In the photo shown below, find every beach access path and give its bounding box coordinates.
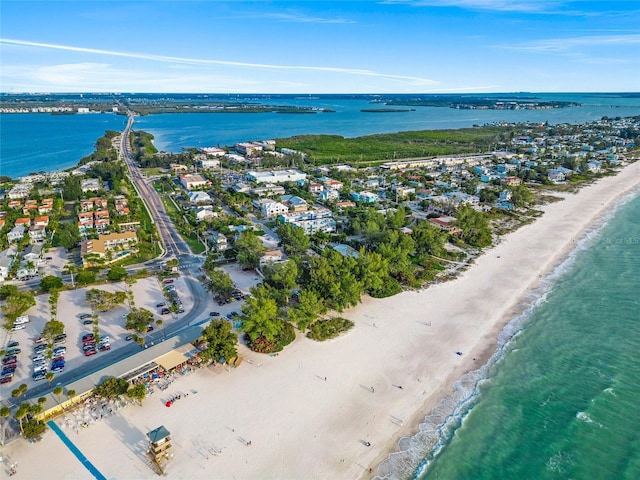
[3,161,640,480]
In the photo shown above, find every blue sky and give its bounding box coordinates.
[1,1,638,93]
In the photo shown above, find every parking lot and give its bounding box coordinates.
[0,274,196,392]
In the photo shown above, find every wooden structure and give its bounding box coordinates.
[147,425,172,475]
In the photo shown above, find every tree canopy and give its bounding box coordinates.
[198,319,238,363]
[234,231,266,270]
[40,275,63,292]
[125,308,155,334]
[94,377,129,398]
[86,289,127,312]
[107,265,128,282]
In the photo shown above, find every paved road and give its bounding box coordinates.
[6,114,213,409]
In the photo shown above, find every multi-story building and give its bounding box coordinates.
[180,174,209,190]
[278,209,336,235]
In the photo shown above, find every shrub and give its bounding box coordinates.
[307,317,354,341]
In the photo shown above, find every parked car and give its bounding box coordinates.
[209,311,220,317]
[161,308,170,315]
[53,337,66,345]
[34,344,47,353]
[83,319,94,325]
[146,325,154,332]
[125,334,134,341]
[33,336,45,344]
[1,366,16,375]
[156,302,167,308]
[53,346,66,354]
[6,348,21,355]
[82,343,96,351]
[54,333,67,341]
[1,376,13,384]
[177,308,185,314]
[33,372,47,381]
[84,348,97,357]
[32,354,45,363]
[82,333,94,343]
[7,341,19,348]
[11,324,26,331]
[2,356,17,365]
[79,313,92,319]
[162,279,174,284]
[99,344,111,351]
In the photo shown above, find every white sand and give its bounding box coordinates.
[3,162,640,480]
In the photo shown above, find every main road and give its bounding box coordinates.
[5,113,214,410]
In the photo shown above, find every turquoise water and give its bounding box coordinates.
[0,113,126,178]
[379,192,640,479]
[2,93,640,178]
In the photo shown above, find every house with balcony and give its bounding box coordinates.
[209,231,228,252]
[7,225,26,243]
[81,178,101,193]
[81,231,138,267]
[254,199,289,218]
[28,225,47,243]
[278,209,336,235]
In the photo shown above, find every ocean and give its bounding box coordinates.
[378,191,640,480]
[2,93,640,178]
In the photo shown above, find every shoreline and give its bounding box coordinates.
[3,162,640,480]
[367,162,640,480]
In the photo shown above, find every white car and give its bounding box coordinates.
[32,354,45,362]
[11,324,26,331]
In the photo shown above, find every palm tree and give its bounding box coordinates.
[45,372,55,384]
[63,263,78,288]
[66,389,76,400]
[53,386,63,402]
[15,403,28,434]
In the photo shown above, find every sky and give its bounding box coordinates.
[0,0,639,93]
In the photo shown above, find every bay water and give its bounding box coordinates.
[380,192,640,480]
[2,93,640,179]
[0,113,126,178]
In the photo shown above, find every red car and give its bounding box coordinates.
[2,356,17,365]
[0,376,13,384]
[82,334,94,343]
[85,348,97,357]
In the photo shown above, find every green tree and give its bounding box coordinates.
[86,289,127,311]
[61,175,82,201]
[22,418,47,439]
[63,263,78,288]
[53,386,63,400]
[411,221,447,257]
[2,292,36,326]
[262,261,298,305]
[126,383,147,404]
[510,184,534,207]
[107,265,128,282]
[41,319,65,343]
[241,285,281,343]
[276,223,310,255]
[40,275,63,292]
[198,319,239,363]
[235,231,266,270]
[455,205,492,248]
[94,377,130,398]
[204,268,235,300]
[356,250,390,296]
[287,289,325,331]
[14,403,29,434]
[76,269,97,285]
[52,222,80,249]
[125,308,155,334]
[0,284,18,300]
[66,389,77,399]
[45,372,55,384]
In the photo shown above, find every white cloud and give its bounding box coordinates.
[0,38,437,86]
[380,0,565,13]
[503,34,640,53]
[262,11,356,24]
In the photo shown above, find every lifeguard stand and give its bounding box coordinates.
[147,425,172,475]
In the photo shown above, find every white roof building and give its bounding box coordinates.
[247,169,307,184]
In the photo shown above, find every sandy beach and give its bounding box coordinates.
[3,161,640,480]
